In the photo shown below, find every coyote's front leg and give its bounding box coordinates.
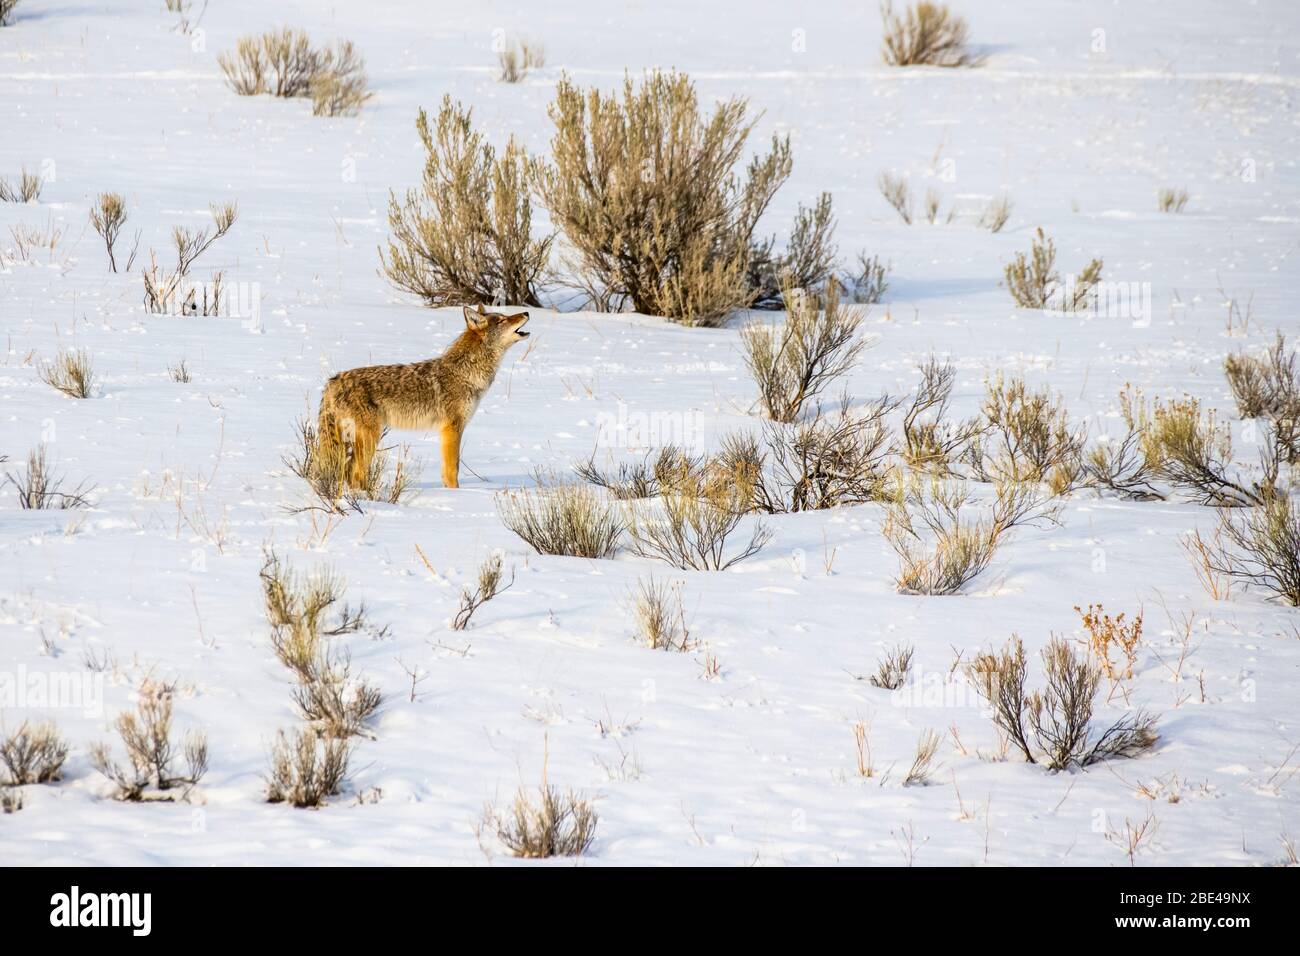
[439,421,463,489]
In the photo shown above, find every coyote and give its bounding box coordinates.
[318,304,530,489]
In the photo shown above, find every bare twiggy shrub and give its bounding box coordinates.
[4,219,63,265]
[0,720,69,785]
[497,471,623,558]
[627,465,772,570]
[283,416,419,514]
[1004,228,1102,312]
[0,788,20,813]
[39,347,95,399]
[574,445,704,500]
[967,636,1158,770]
[1084,386,1165,500]
[977,194,1013,232]
[1141,395,1271,507]
[0,0,20,27]
[1205,493,1300,606]
[1076,603,1142,681]
[484,750,598,858]
[850,252,890,304]
[883,476,1059,595]
[1156,187,1189,213]
[497,38,545,82]
[310,44,372,117]
[631,576,693,651]
[900,358,985,474]
[743,396,895,513]
[0,167,42,202]
[5,445,94,509]
[904,729,941,785]
[453,553,515,630]
[966,374,1085,493]
[142,201,237,314]
[168,359,192,383]
[90,678,208,800]
[748,192,838,308]
[877,171,913,224]
[265,728,351,808]
[536,70,791,326]
[291,648,382,739]
[880,2,976,67]
[383,96,550,308]
[220,29,371,113]
[741,277,870,423]
[869,643,914,689]
[89,192,129,271]
[1225,332,1299,464]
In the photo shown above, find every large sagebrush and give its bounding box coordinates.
[536,70,791,325]
[383,96,551,308]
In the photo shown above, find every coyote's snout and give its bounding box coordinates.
[318,304,530,489]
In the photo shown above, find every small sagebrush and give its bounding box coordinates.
[290,648,382,739]
[869,643,914,690]
[284,416,420,514]
[89,192,130,272]
[0,720,69,785]
[574,445,704,500]
[1141,395,1271,507]
[883,477,1059,595]
[5,445,94,510]
[90,678,208,801]
[266,728,351,808]
[497,472,623,558]
[748,192,839,308]
[1205,493,1300,606]
[1224,332,1299,464]
[39,348,95,399]
[631,576,692,651]
[219,30,371,115]
[261,547,368,679]
[899,358,985,475]
[627,466,772,571]
[966,374,1085,493]
[1004,227,1102,312]
[484,754,598,858]
[497,38,545,83]
[453,553,515,631]
[0,167,41,203]
[740,276,870,423]
[880,2,977,68]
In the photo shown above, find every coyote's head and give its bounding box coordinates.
[463,304,530,348]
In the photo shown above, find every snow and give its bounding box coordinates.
[1,0,1298,865]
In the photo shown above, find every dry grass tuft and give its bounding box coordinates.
[497,38,545,83]
[631,576,693,651]
[283,416,419,514]
[869,643,914,689]
[39,348,95,399]
[904,729,942,785]
[1156,187,1189,213]
[219,30,371,115]
[0,167,42,202]
[1204,493,1300,606]
[483,748,598,858]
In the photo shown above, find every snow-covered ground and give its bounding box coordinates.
[1,0,1298,865]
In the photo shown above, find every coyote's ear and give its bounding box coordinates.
[463,305,488,330]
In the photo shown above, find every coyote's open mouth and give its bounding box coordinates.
[514,316,530,337]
